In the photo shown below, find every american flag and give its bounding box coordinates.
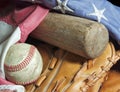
[38,0,120,45]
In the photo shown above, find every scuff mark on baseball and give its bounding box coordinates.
[4,43,43,85]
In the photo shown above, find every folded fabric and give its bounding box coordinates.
[0,5,48,42]
[0,25,21,79]
[0,5,48,80]
[0,77,14,85]
[33,0,120,45]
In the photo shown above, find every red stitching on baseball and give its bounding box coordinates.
[5,72,39,85]
[4,46,36,72]
[9,76,38,85]
[14,77,38,85]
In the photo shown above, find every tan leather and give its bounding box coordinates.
[65,42,117,92]
[100,71,120,92]
[35,43,86,92]
[87,50,120,92]
[24,42,120,92]
[87,73,108,92]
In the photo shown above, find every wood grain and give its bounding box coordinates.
[31,12,109,59]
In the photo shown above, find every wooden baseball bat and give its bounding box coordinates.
[30,12,109,59]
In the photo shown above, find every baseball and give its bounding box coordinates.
[4,43,43,85]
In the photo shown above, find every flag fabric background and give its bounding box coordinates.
[40,0,120,45]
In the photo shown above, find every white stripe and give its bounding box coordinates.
[0,27,21,78]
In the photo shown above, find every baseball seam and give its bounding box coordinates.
[6,72,39,85]
[14,78,38,85]
[4,46,35,72]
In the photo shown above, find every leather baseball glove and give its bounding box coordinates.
[87,70,120,92]
[99,71,120,92]
[24,41,120,92]
[87,50,120,92]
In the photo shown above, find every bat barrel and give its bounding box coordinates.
[31,12,109,59]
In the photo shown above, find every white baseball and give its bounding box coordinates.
[4,43,43,85]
